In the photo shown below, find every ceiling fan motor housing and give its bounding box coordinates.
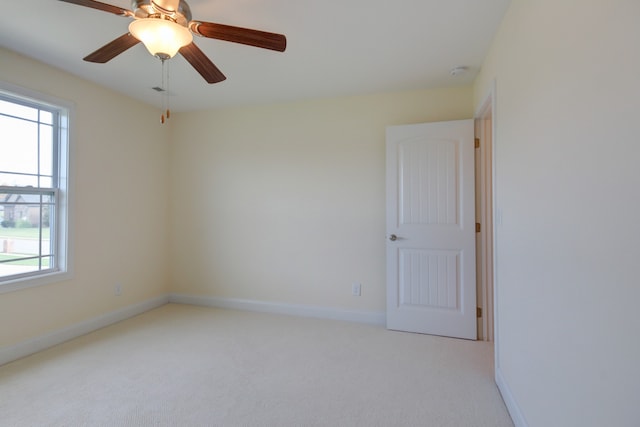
[132,0,192,25]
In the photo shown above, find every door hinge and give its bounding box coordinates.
[477,307,482,318]
[475,138,480,148]
[476,223,481,233]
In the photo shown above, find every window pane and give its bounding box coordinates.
[0,259,41,277]
[0,256,51,272]
[0,172,38,187]
[39,176,53,188]
[39,123,54,177]
[40,194,55,204]
[0,209,52,268]
[0,116,39,175]
[11,232,38,255]
[40,204,53,259]
[40,236,52,257]
[0,99,38,121]
[40,111,53,125]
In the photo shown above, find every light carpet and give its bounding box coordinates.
[0,303,513,426]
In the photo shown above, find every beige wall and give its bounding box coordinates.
[474,0,640,425]
[0,48,171,348]
[1,45,473,347]
[170,88,474,313]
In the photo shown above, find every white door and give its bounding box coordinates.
[386,119,476,339]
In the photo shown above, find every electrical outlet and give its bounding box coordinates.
[351,283,362,296]
[114,283,122,296]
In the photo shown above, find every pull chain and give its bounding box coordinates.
[160,59,165,123]
[160,59,171,124]
[166,58,171,120]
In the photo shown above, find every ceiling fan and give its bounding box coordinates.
[58,0,287,84]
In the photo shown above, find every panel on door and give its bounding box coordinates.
[386,119,476,339]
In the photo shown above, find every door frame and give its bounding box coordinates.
[474,81,497,345]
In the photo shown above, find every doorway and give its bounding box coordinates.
[384,86,496,342]
[475,83,495,342]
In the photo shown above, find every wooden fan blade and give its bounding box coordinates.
[58,0,130,16]
[190,21,286,52]
[179,43,226,84]
[84,33,140,63]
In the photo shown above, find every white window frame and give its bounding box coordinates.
[0,82,74,293]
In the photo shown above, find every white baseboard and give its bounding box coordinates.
[0,295,169,367]
[169,293,386,326]
[1,294,384,367]
[496,367,528,427]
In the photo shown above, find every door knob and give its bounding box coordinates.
[389,234,398,241]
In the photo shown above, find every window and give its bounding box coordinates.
[0,83,72,292]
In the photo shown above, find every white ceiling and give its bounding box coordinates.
[0,0,511,112]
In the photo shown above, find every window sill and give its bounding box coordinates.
[0,269,73,294]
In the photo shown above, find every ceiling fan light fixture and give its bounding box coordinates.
[129,17,192,59]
